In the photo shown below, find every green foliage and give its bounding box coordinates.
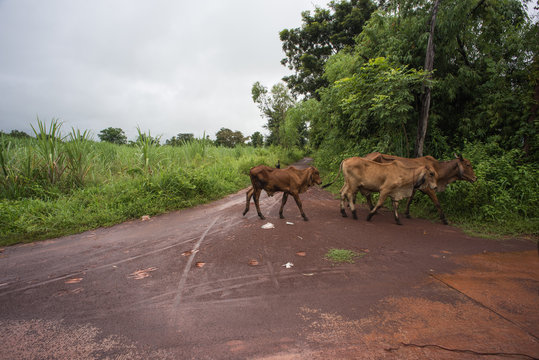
[64,129,94,186]
[166,133,194,146]
[31,118,66,185]
[252,82,296,146]
[98,127,127,145]
[421,142,538,234]
[280,0,377,98]
[250,131,264,148]
[313,57,427,157]
[215,128,246,148]
[0,121,305,245]
[325,248,364,264]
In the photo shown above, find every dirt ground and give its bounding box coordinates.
[1,158,538,359]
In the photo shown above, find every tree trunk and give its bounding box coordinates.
[524,53,538,156]
[415,0,441,158]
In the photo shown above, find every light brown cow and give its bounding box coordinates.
[323,157,438,225]
[243,165,322,221]
[364,152,477,224]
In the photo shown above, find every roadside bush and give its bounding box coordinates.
[411,142,538,235]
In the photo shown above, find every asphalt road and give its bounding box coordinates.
[1,158,538,359]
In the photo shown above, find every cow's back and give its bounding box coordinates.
[249,165,293,195]
[365,152,438,168]
[343,157,417,192]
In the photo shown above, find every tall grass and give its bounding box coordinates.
[0,120,303,245]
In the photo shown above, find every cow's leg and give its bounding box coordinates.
[340,184,348,217]
[242,186,254,216]
[404,188,417,218]
[367,191,389,222]
[348,189,358,219]
[291,193,308,221]
[392,200,402,225]
[253,187,265,220]
[364,193,375,211]
[279,193,289,219]
[422,188,448,225]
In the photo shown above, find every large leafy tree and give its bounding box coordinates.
[313,57,427,156]
[215,128,246,148]
[353,0,536,154]
[250,131,264,148]
[251,82,295,146]
[280,0,377,98]
[98,127,127,145]
[166,133,194,146]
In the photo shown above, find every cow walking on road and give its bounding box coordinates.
[364,152,477,224]
[243,165,322,221]
[323,158,438,225]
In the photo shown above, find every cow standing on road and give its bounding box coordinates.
[243,165,322,221]
[364,152,477,224]
[323,157,438,225]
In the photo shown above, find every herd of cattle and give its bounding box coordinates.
[242,152,477,225]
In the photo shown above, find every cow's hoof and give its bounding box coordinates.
[366,215,373,222]
[395,220,402,225]
[303,217,309,221]
[441,219,449,225]
[352,211,358,220]
[341,213,348,218]
[258,215,265,220]
[279,214,285,219]
[405,213,411,219]
[242,210,248,216]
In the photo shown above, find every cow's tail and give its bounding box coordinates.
[321,160,344,189]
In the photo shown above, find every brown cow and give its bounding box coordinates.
[243,165,322,221]
[324,157,438,225]
[364,152,477,224]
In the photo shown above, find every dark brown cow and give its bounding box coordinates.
[364,152,477,224]
[243,165,322,221]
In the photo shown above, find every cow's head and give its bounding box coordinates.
[454,154,477,183]
[309,166,322,187]
[414,166,438,191]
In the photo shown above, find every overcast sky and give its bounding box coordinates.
[0,0,328,141]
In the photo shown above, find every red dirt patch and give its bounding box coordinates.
[299,250,539,359]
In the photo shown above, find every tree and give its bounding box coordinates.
[7,130,31,138]
[251,82,295,146]
[166,133,194,146]
[280,0,377,98]
[415,0,440,158]
[250,131,264,148]
[312,57,426,156]
[98,127,127,145]
[215,128,246,147]
[351,0,535,155]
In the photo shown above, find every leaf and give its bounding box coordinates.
[129,267,157,280]
[65,278,83,284]
[195,262,205,268]
[248,259,259,266]
[296,251,306,257]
